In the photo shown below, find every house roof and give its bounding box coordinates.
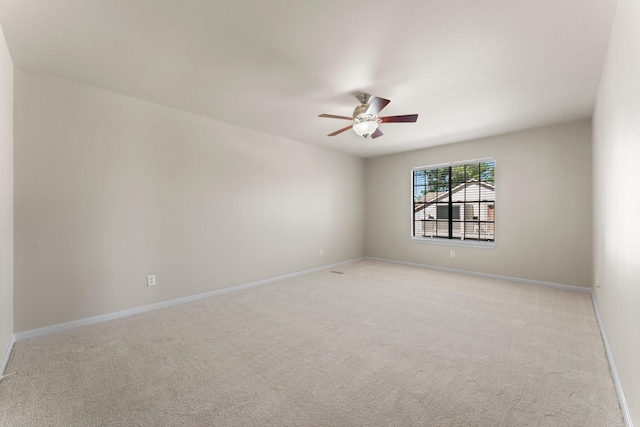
[415,180,495,213]
[0,1,618,158]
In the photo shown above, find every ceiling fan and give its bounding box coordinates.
[319,93,418,139]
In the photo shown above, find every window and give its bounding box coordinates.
[413,159,495,244]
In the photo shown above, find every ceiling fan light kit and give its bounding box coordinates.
[319,93,418,140]
[353,114,379,138]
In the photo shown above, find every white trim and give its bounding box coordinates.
[15,257,364,342]
[368,256,631,425]
[412,157,496,172]
[411,158,497,244]
[1,334,15,378]
[7,256,632,426]
[591,293,633,427]
[410,237,496,249]
[366,256,591,293]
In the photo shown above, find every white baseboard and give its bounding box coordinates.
[1,334,15,378]
[366,257,592,293]
[14,258,364,342]
[7,256,633,426]
[366,256,632,426]
[591,293,633,427]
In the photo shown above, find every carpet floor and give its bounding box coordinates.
[0,260,624,426]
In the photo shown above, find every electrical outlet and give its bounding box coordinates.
[595,274,601,288]
[147,275,156,286]
[320,249,324,256]
[450,250,455,258]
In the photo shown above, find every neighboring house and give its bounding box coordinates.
[414,179,495,241]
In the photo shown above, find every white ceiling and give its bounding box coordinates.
[0,0,618,158]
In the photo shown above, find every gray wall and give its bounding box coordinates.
[0,26,13,364]
[13,69,365,332]
[593,0,640,423]
[365,120,593,288]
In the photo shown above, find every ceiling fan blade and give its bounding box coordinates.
[327,124,353,136]
[379,114,419,123]
[370,128,384,139]
[367,97,391,115]
[319,114,353,120]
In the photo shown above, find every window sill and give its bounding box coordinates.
[410,237,496,249]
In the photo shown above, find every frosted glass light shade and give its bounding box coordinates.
[353,120,378,137]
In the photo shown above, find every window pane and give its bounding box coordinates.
[413,160,495,242]
[436,205,448,219]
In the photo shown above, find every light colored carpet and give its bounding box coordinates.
[0,260,624,426]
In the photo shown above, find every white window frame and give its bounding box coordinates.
[411,158,496,249]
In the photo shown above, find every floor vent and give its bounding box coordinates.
[330,271,344,275]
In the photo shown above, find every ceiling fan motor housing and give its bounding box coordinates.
[352,103,369,119]
[355,93,373,105]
